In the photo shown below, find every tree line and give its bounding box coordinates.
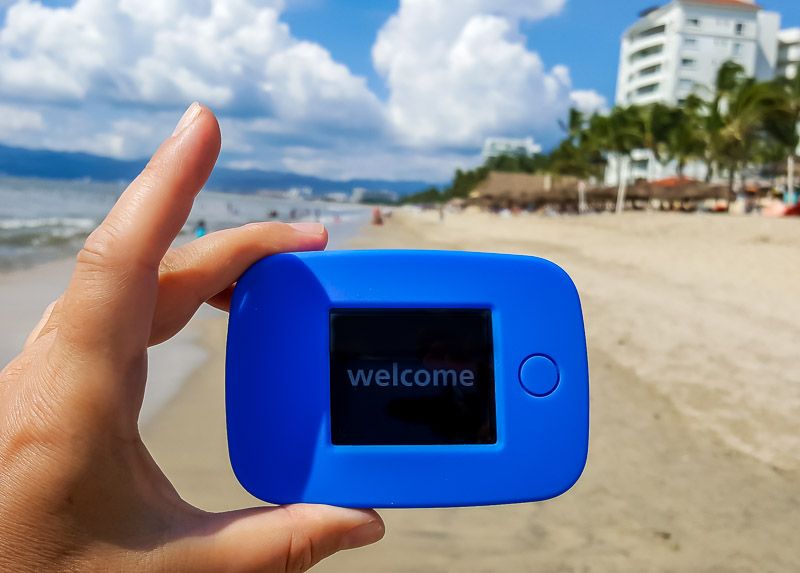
[404,61,799,211]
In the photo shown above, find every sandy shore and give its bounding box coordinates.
[6,210,795,571]
[138,209,800,572]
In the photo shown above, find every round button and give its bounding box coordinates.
[519,355,560,397]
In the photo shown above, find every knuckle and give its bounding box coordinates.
[281,507,317,573]
[158,248,187,276]
[0,382,61,471]
[243,221,283,238]
[77,225,120,270]
[78,221,157,275]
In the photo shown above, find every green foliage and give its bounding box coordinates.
[404,152,551,204]
[404,60,796,205]
[484,153,549,173]
[400,186,444,204]
[444,166,490,200]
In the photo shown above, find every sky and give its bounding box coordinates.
[0,0,797,182]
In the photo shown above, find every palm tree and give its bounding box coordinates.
[553,108,604,177]
[665,94,706,178]
[771,73,800,198]
[589,106,643,213]
[638,102,675,170]
[714,77,786,194]
[698,61,747,184]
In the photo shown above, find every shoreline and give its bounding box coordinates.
[0,252,215,427]
[0,214,367,426]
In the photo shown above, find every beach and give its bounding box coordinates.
[3,209,799,571]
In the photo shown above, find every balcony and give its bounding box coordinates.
[635,63,662,78]
[629,43,664,64]
[637,24,666,40]
[635,82,660,96]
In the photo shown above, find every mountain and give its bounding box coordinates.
[0,144,435,196]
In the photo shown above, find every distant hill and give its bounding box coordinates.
[0,144,435,196]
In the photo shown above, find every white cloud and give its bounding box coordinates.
[570,89,608,115]
[0,103,44,138]
[373,0,573,147]
[0,0,371,123]
[0,0,602,181]
[264,41,383,130]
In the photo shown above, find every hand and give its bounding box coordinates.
[0,103,384,572]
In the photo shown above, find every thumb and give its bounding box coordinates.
[174,505,384,573]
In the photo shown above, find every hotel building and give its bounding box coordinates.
[607,0,788,185]
[778,28,800,79]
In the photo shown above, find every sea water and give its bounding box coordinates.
[0,176,371,422]
[0,176,370,270]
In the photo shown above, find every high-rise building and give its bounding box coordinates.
[778,28,800,79]
[616,0,780,107]
[608,0,784,185]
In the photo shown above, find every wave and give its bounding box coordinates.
[0,217,97,231]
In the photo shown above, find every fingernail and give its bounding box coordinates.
[340,519,385,550]
[289,222,325,235]
[172,102,201,137]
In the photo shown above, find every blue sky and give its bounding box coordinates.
[0,0,797,181]
[282,0,800,105]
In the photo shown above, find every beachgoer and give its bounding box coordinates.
[0,103,384,572]
[194,219,208,238]
[371,206,383,226]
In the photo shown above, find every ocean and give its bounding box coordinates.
[0,176,370,270]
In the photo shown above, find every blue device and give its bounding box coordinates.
[226,250,589,508]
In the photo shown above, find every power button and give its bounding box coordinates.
[519,355,560,397]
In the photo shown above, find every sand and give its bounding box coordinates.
[3,210,798,571]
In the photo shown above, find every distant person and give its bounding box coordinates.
[194,219,207,238]
[0,103,384,572]
[372,206,383,226]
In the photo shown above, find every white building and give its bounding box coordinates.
[482,137,541,160]
[616,0,779,107]
[607,0,782,185]
[778,28,800,79]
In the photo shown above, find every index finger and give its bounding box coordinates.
[58,103,221,356]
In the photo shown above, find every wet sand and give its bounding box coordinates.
[141,210,800,572]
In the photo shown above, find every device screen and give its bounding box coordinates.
[329,309,496,445]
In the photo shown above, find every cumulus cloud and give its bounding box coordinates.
[373,0,575,147]
[0,0,378,132]
[0,0,605,180]
[0,103,44,138]
[570,89,608,115]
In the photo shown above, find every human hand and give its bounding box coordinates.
[0,103,384,572]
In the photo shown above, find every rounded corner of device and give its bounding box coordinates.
[540,257,582,294]
[227,451,272,505]
[551,449,590,502]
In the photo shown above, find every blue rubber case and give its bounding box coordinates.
[226,250,589,508]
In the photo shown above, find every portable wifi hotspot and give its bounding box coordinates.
[226,250,589,508]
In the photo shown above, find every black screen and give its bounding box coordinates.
[329,309,496,445]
